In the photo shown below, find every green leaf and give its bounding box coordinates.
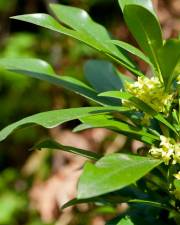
[80,114,159,144]
[109,40,152,65]
[154,114,178,135]
[11,9,142,76]
[128,199,171,211]
[11,13,102,50]
[174,179,180,191]
[49,4,118,53]
[0,58,55,75]
[100,91,155,114]
[34,139,101,160]
[61,197,100,209]
[50,4,136,67]
[106,216,134,225]
[107,216,134,225]
[99,91,178,134]
[0,58,118,106]
[118,0,155,14]
[0,106,129,142]
[158,39,180,89]
[119,1,163,78]
[117,217,134,225]
[124,5,163,64]
[84,60,124,92]
[73,123,93,133]
[77,153,162,198]
[63,187,149,210]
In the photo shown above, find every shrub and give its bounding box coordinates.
[0,0,180,224]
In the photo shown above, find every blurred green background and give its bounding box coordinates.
[0,0,179,224]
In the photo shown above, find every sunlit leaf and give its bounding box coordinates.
[158,39,180,89]
[11,9,143,76]
[50,4,137,67]
[78,153,162,198]
[0,106,129,142]
[118,0,155,15]
[118,1,163,78]
[117,217,134,225]
[0,58,55,74]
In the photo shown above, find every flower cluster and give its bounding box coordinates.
[124,76,173,113]
[149,136,180,165]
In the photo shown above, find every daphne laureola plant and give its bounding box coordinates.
[0,0,180,224]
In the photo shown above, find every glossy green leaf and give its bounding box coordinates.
[34,139,101,160]
[79,114,159,144]
[109,40,152,65]
[0,106,129,142]
[99,91,178,134]
[119,2,163,78]
[0,58,118,106]
[77,153,162,198]
[158,39,180,89]
[84,60,124,92]
[50,4,118,53]
[11,13,103,51]
[0,58,55,74]
[118,0,155,14]
[124,5,163,65]
[50,4,136,67]
[11,10,143,76]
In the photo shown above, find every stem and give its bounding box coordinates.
[167,165,177,192]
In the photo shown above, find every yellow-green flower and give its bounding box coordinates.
[124,77,173,113]
[149,136,180,165]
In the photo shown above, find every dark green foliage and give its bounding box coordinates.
[0,0,180,224]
